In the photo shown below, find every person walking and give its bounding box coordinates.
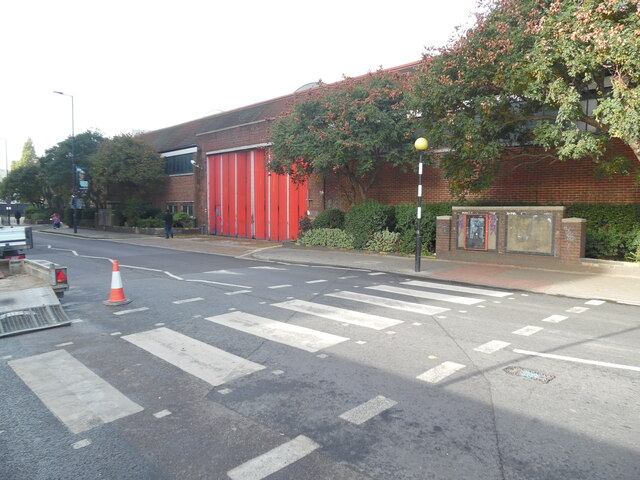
[164,209,173,239]
[14,210,22,225]
[50,213,61,229]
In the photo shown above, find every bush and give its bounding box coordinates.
[344,201,395,249]
[625,229,640,262]
[299,228,355,249]
[173,212,195,228]
[312,209,345,229]
[565,204,640,259]
[365,229,400,252]
[394,203,458,254]
[298,216,313,238]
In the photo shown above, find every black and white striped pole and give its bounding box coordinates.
[414,137,428,272]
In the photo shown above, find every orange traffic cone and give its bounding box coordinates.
[103,260,132,306]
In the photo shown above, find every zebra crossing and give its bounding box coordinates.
[7,277,515,477]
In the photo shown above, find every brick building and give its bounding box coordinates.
[141,64,640,241]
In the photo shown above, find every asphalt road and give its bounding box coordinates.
[1,233,639,479]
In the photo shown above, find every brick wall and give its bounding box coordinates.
[315,141,640,211]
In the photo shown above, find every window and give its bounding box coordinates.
[165,153,194,175]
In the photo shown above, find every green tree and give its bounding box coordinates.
[16,138,38,168]
[269,71,417,205]
[90,134,166,209]
[39,130,105,211]
[0,163,45,207]
[411,0,640,195]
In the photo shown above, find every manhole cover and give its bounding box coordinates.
[504,366,555,383]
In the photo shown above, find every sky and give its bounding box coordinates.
[0,0,480,170]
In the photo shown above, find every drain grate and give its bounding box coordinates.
[504,366,555,383]
[0,305,71,337]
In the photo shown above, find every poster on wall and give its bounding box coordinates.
[464,214,488,250]
[506,212,554,254]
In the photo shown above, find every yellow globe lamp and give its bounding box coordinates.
[414,137,428,151]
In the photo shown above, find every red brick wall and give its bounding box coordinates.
[315,142,640,212]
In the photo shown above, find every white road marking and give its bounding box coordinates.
[120,264,162,272]
[367,285,484,305]
[185,279,251,288]
[72,439,92,449]
[204,269,242,275]
[153,409,172,419]
[113,307,149,316]
[402,280,511,298]
[268,284,292,289]
[110,332,122,336]
[338,276,358,280]
[173,297,204,304]
[473,340,510,354]
[122,327,265,386]
[205,312,349,352]
[417,361,466,383]
[305,279,327,284]
[513,349,640,372]
[227,435,320,480]
[225,290,252,295]
[368,272,386,276]
[339,395,397,425]
[585,300,605,306]
[9,350,143,434]
[273,299,403,330]
[542,315,568,323]
[566,306,589,314]
[55,342,73,347]
[512,326,544,336]
[249,266,287,270]
[163,271,184,280]
[326,291,450,315]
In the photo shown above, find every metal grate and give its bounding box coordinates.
[0,305,71,337]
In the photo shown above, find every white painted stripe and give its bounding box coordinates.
[326,291,450,315]
[512,326,544,336]
[72,439,92,449]
[305,279,327,284]
[367,285,484,305]
[163,271,184,280]
[542,314,568,323]
[205,269,242,275]
[173,297,204,304]
[205,312,349,352]
[273,299,403,330]
[473,340,510,354]
[225,290,252,296]
[417,361,466,383]
[249,266,287,270]
[585,300,605,306]
[513,349,640,372]
[227,435,320,480]
[566,306,589,314]
[268,284,292,289]
[185,279,251,288]
[339,395,397,425]
[113,307,149,316]
[55,342,73,347]
[402,280,511,298]
[122,327,265,386]
[368,272,386,276]
[153,409,172,419]
[9,350,143,434]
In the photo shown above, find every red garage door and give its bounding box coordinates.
[207,150,308,241]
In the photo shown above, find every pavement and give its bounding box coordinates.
[33,224,640,306]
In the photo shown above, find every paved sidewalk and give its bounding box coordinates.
[36,226,640,306]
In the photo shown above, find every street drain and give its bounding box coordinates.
[504,366,555,383]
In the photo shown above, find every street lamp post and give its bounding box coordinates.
[414,137,429,272]
[53,91,78,233]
